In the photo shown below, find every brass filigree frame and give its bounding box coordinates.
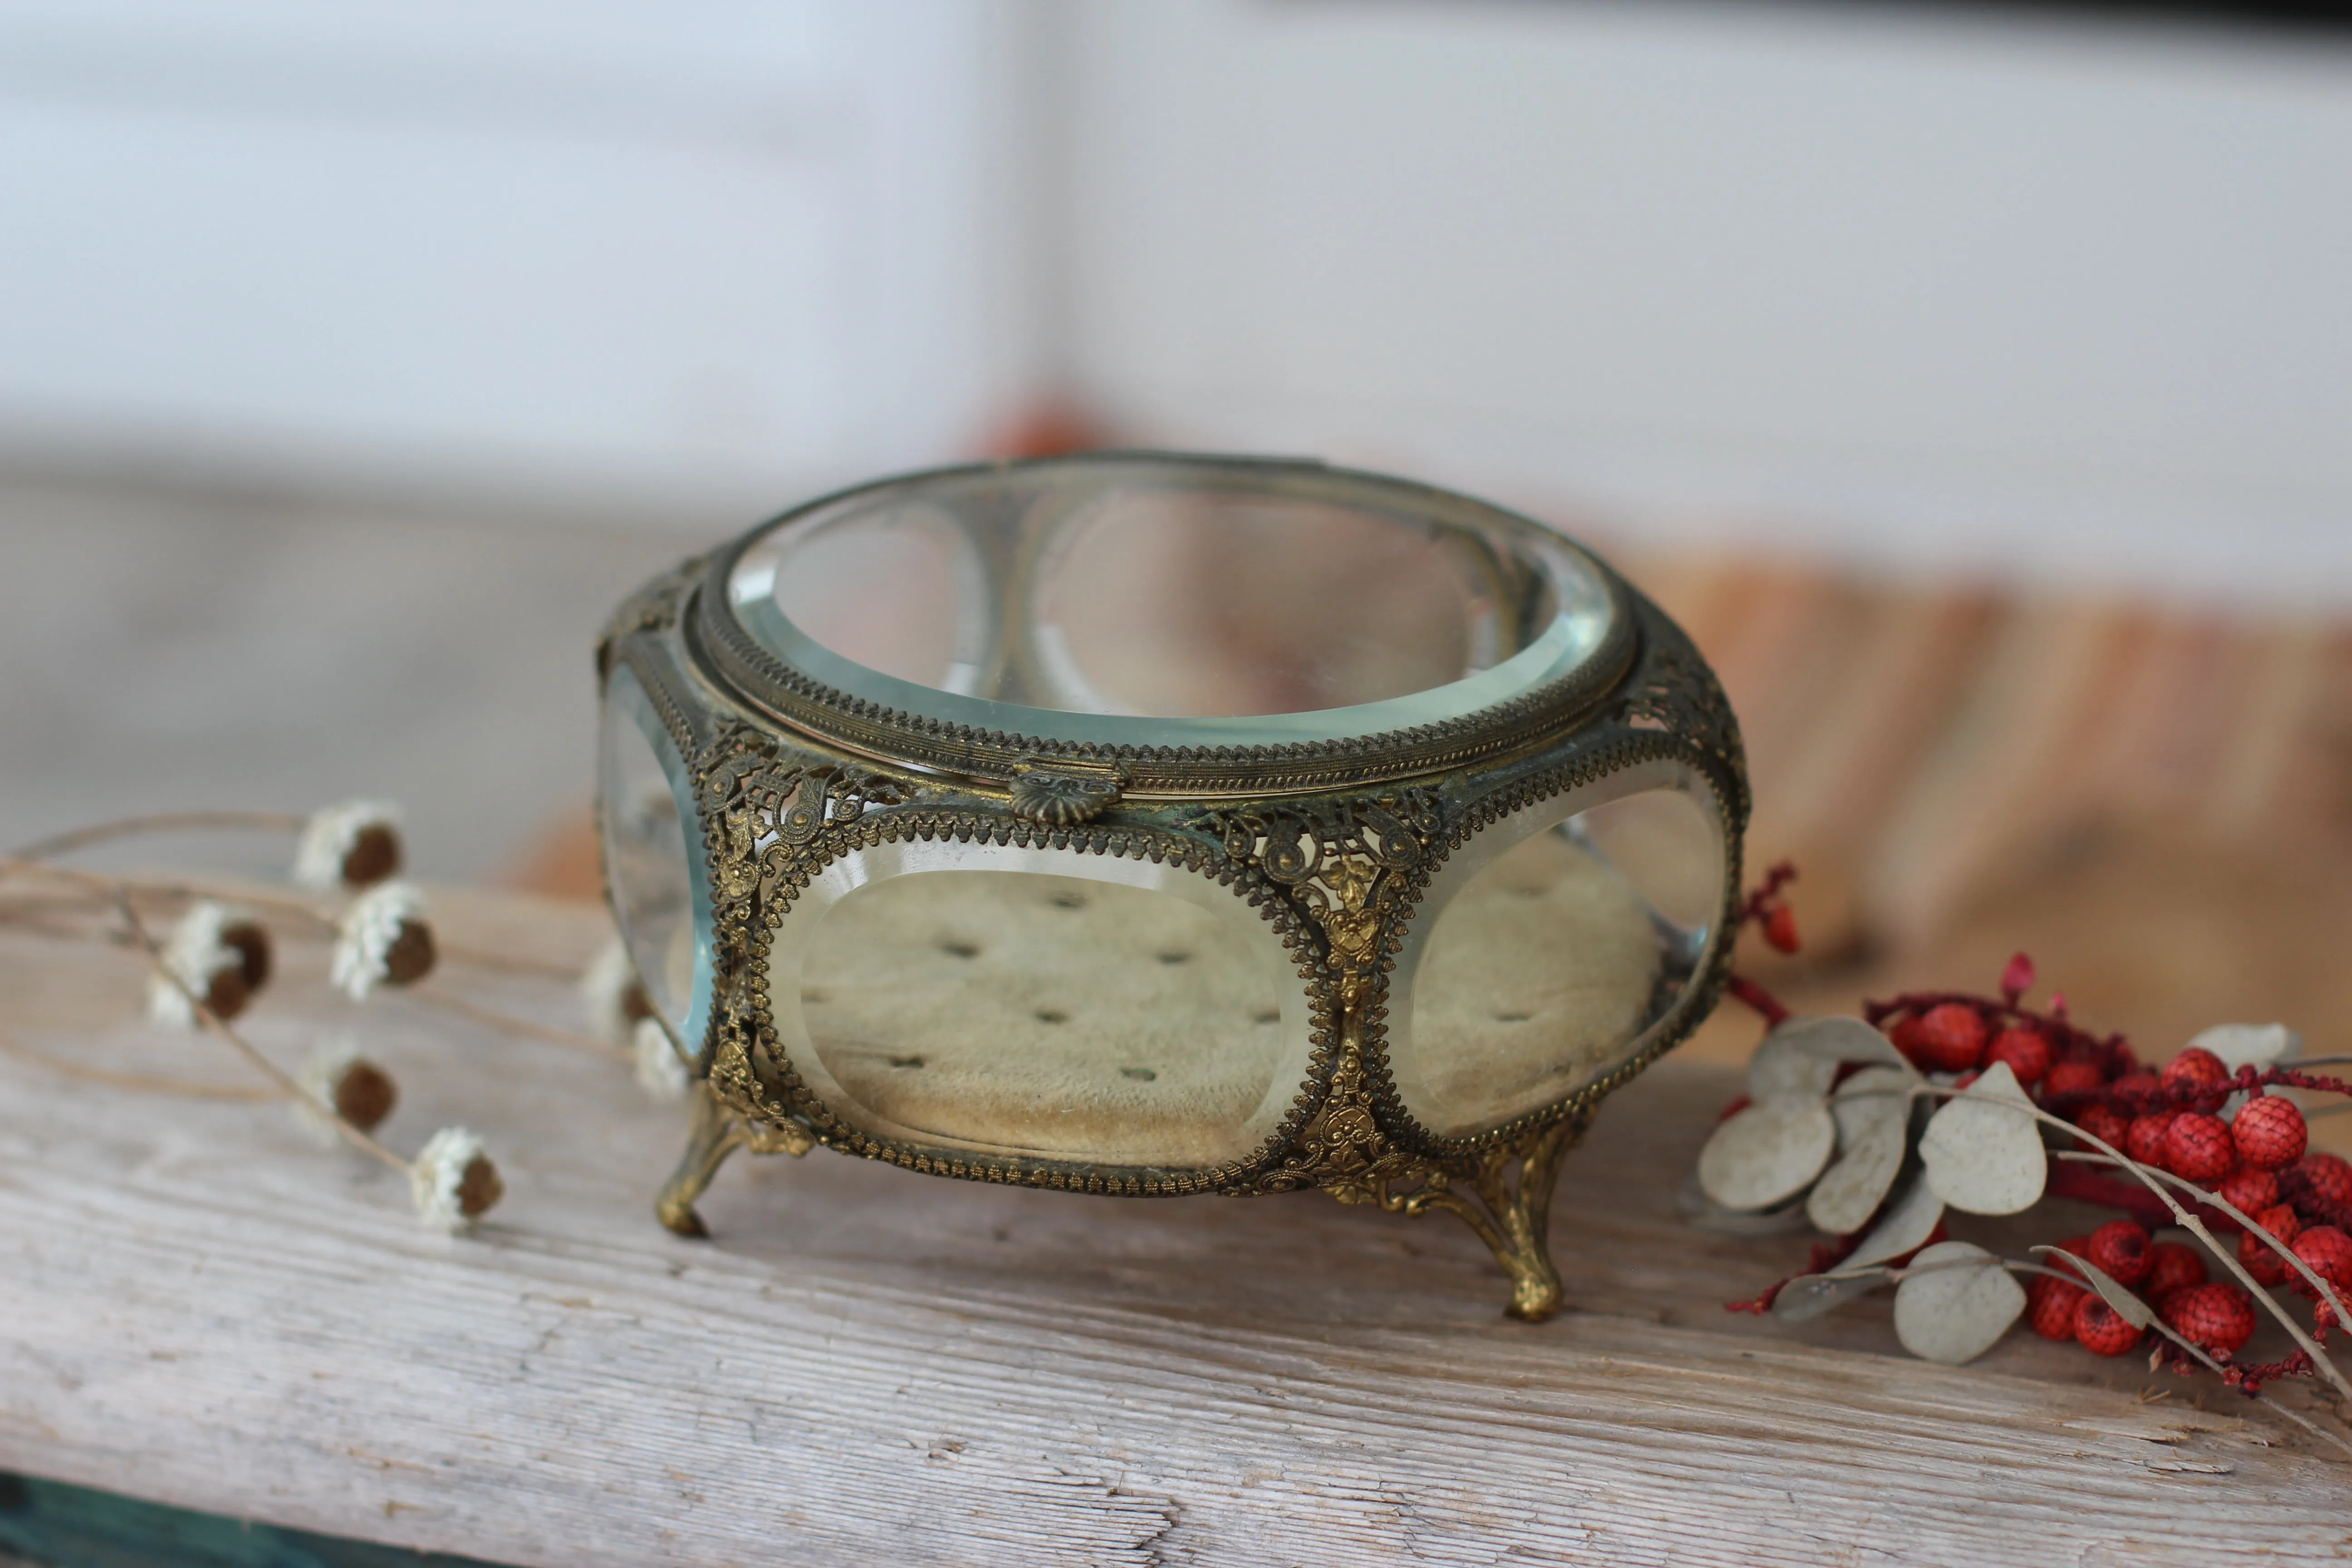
[599,458,1747,1320]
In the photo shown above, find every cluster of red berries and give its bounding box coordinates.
[2063,1048,2312,1186]
[2022,1210,2352,1360]
[1875,978,2352,1366]
[1883,1001,2334,1218]
[2025,1222,2258,1357]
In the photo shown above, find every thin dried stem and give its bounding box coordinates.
[2132,1301,2352,1462]
[1916,1077,2352,1405]
[0,904,119,944]
[115,890,410,1177]
[10,811,308,862]
[2053,1147,2352,1335]
[0,1028,282,1102]
[1,859,586,983]
[0,859,340,933]
[1802,1252,2352,1458]
[410,985,630,1060]
[430,941,581,981]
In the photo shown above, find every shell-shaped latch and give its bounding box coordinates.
[1011,771,1123,826]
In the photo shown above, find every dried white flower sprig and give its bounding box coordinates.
[411,1126,505,1231]
[111,890,504,1230]
[633,1016,691,1103]
[146,899,271,1029]
[331,881,436,1001]
[0,801,520,1233]
[293,800,403,892]
[293,1034,399,1149]
[0,799,706,1231]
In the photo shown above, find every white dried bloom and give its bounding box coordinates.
[580,935,652,1045]
[331,881,434,1001]
[146,899,263,1028]
[292,1034,398,1146]
[294,799,403,891]
[411,1125,503,1231]
[633,1015,691,1102]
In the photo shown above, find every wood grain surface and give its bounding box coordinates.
[2,889,2346,1567]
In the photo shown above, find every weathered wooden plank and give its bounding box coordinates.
[0,891,2343,1566]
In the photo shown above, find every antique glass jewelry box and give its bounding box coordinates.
[598,453,1746,1318]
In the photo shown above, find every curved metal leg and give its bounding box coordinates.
[656,1081,750,1237]
[1387,1116,1587,1322]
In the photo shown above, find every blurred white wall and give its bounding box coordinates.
[4,0,2349,602]
[0,0,1051,518]
[1062,1,2352,608]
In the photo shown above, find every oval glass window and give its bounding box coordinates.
[597,665,713,1049]
[769,845,1306,1171]
[1391,773,1725,1139]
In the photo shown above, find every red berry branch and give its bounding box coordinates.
[1695,865,2352,1451]
[1724,860,1800,1026]
[1738,859,1803,955]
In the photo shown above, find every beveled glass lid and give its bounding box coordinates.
[712,455,1622,758]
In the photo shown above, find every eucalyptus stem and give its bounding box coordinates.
[1917,1077,2352,1406]
[2054,1147,2352,1334]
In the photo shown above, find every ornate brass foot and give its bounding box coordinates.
[1387,1115,1587,1322]
[656,1081,750,1237]
[656,1080,818,1237]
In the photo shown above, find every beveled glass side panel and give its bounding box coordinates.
[597,665,712,1049]
[1571,788,1722,934]
[725,457,1616,749]
[773,848,1306,1169]
[1392,774,1725,1139]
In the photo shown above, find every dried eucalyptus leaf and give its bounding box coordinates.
[1772,1267,1891,1323]
[1893,1241,2026,1365]
[1846,1176,1945,1268]
[1747,1026,1842,1102]
[2031,1246,2154,1328]
[1833,1063,1921,1110]
[1696,1097,1837,1212]
[1675,1173,1815,1235]
[1919,1061,2047,1215]
[1807,1067,1915,1235]
[1772,1014,1916,1074]
[2187,1022,2300,1071]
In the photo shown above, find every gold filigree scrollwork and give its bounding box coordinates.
[652,726,902,1234]
[1216,786,1588,1320]
[1201,788,1436,951]
[1618,634,1741,781]
[1210,791,1438,1205]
